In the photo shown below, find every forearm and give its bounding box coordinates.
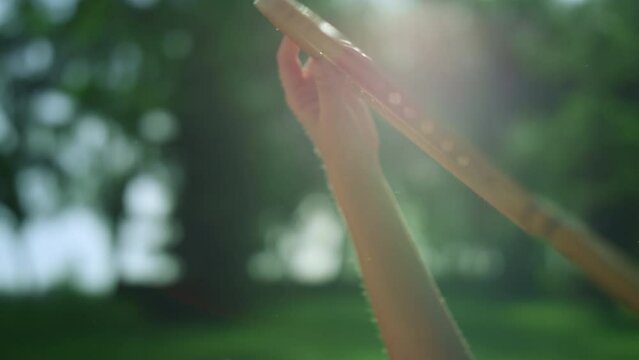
[274,37,470,358]
[323,158,473,360]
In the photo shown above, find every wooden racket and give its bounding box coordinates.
[255,0,639,312]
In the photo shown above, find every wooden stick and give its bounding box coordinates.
[255,0,639,312]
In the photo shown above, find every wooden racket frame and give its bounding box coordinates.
[255,0,639,312]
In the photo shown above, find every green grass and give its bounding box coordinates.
[1,292,637,359]
[453,297,639,360]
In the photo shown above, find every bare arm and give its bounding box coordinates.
[277,37,473,360]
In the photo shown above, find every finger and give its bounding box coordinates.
[277,37,306,90]
[308,59,343,90]
[308,59,348,109]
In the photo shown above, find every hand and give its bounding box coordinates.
[277,37,379,170]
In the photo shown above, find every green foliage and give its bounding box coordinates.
[503,0,639,246]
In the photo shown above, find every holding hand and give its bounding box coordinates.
[277,37,379,170]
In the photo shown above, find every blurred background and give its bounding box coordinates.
[0,0,638,358]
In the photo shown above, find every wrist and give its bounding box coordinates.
[321,150,383,183]
[314,139,380,169]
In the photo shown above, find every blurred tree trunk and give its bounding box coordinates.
[170,4,259,319]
